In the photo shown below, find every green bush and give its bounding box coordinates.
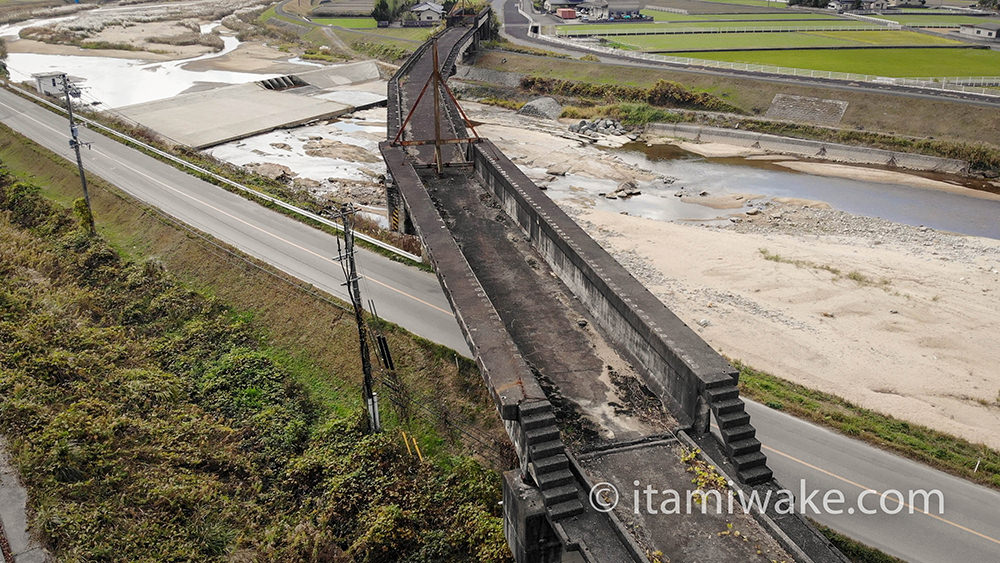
[521,76,744,113]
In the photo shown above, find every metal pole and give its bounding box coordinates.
[340,205,380,433]
[60,74,94,233]
[432,39,444,176]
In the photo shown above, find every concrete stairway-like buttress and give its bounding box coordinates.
[706,382,773,486]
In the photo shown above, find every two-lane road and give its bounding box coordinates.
[1,87,998,562]
[0,88,469,354]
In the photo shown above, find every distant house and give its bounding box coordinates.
[578,0,609,20]
[544,0,581,11]
[607,1,641,19]
[959,22,1000,40]
[858,0,889,9]
[409,1,443,22]
[33,72,65,97]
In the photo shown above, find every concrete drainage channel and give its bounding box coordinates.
[0,441,48,563]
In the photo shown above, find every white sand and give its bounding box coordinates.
[574,207,1000,449]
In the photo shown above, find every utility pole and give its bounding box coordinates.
[60,73,94,233]
[336,204,381,433]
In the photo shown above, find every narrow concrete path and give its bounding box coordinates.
[0,440,48,563]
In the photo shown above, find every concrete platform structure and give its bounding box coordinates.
[382,16,848,563]
[117,61,388,149]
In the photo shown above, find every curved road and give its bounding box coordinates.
[0,85,998,562]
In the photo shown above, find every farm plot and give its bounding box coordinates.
[879,15,1000,27]
[637,9,843,21]
[689,47,1000,77]
[698,0,793,7]
[558,19,879,34]
[605,30,962,51]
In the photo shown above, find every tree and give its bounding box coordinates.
[0,38,7,78]
[372,0,392,22]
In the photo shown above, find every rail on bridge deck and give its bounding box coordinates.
[379,11,848,563]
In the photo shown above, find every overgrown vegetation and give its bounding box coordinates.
[482,38,571,59]
[481,97,525,110]
[520,76,745,114]
[0,168,510,561]
[562,102,683,125]
[351,40,410,61]
[735,360,1000,490]
[811,521,904,563]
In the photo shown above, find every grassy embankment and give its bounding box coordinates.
[469,51,1000,161]
[0,122,513,560]
[736,361,1000,490]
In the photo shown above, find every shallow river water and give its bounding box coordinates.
[541,143,1000,240]
[1,19,281,108]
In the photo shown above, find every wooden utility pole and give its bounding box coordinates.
[336,204,381,433]
[59,74,94,233]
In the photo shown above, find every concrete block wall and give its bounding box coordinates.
[649,123,969,174]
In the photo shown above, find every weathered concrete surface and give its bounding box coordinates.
[118,62,387,148]
[647,122,969,173]
[0,440,50,563]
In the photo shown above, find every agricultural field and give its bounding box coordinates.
[312,16,378,28]
[605,29,962,51]
[637,9,842,21]
[879,14,1000,26]
[558,19,879,34]
[690,47,1000,77]
[698,0,792,7]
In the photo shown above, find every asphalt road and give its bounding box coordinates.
[1,88,998,562]
[0,88,470,354]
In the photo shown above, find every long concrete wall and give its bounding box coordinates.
[471,140,735,430]
[648,122,969,173]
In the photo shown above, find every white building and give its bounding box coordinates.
[409,1,443,22]
[33,72,65,97]
[959,22,999,40]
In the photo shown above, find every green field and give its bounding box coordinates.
[560,19,879,34]
[607,29,961,51]
[691,47,1000,77]
[638,9,841,21]
[881,14,1000,26]
[312,16,378,28]
[699,0,791,7]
